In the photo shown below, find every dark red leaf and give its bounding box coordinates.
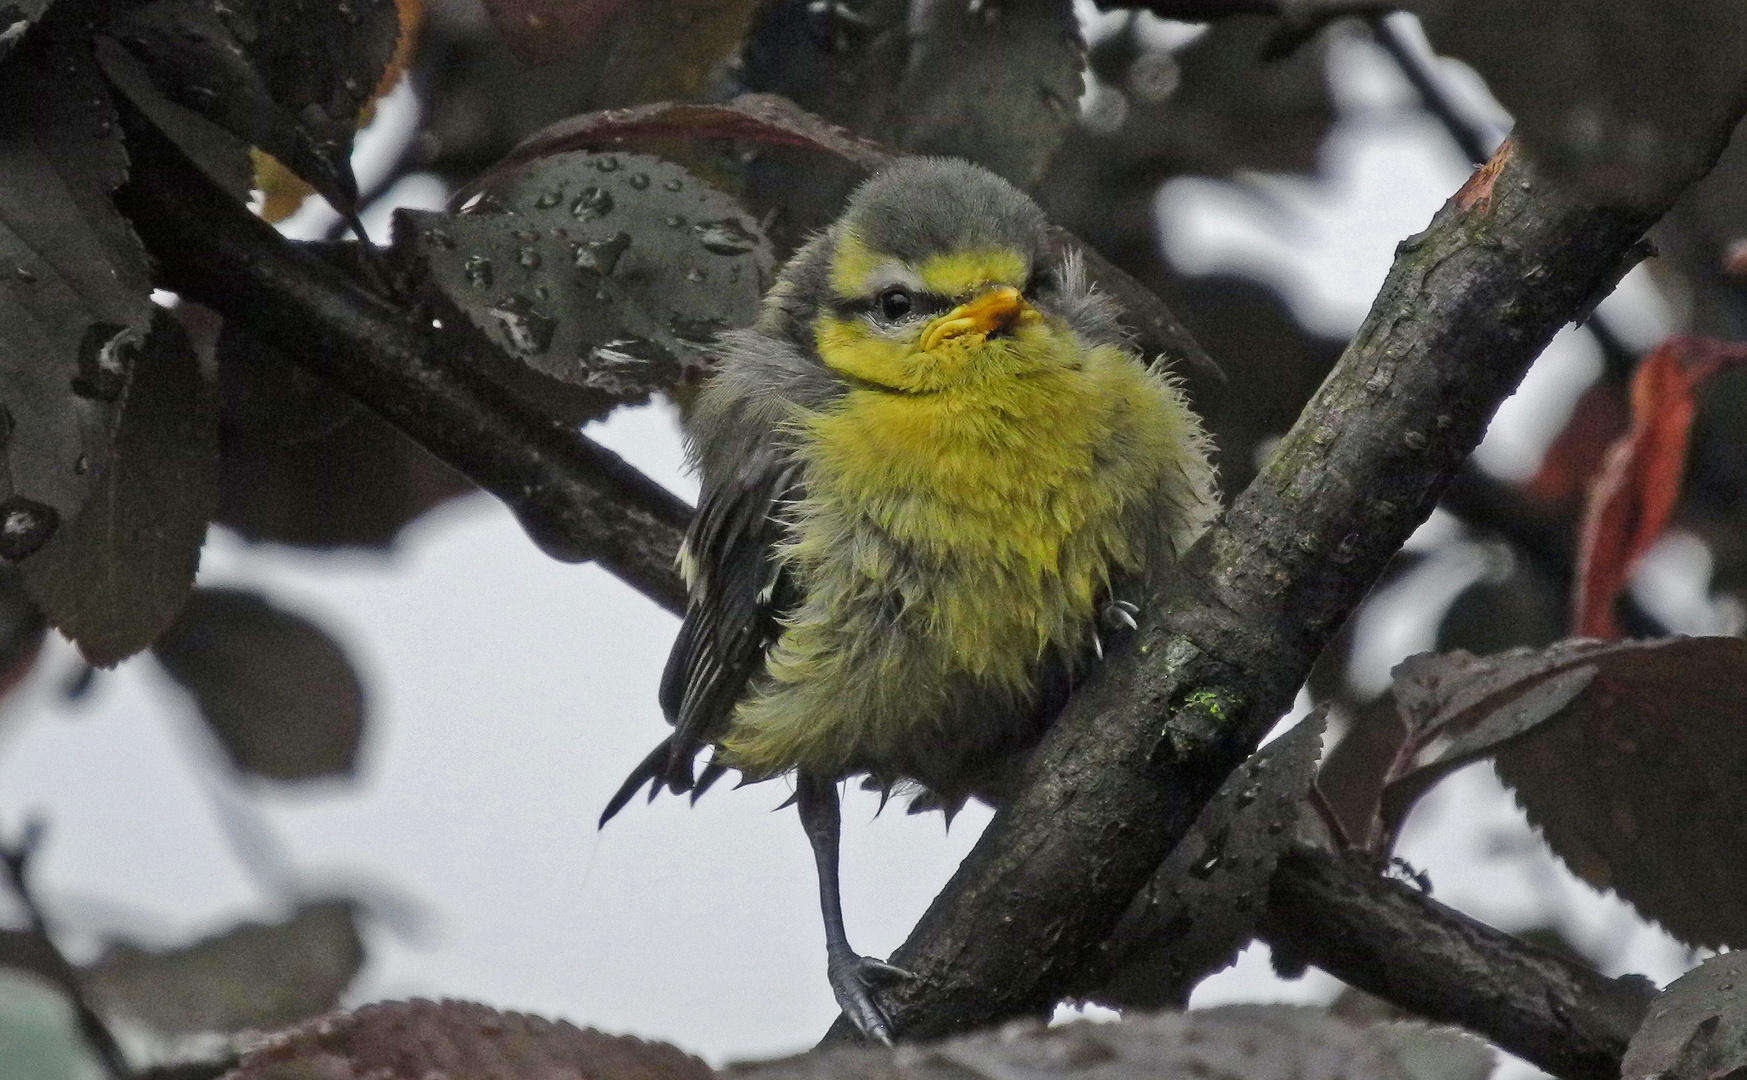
[1522,382,1630,508]
[460,94,895,207]
[1572,335,1747,638]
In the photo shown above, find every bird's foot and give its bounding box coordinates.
[827,948,910,1045]
[1091,599,1141,660]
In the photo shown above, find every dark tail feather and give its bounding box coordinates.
[600,739,673,827]
[690,761,729,804]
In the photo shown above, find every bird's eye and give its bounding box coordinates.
[877,288,913,320]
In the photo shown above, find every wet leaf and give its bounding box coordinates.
[1572,336,1747,639]
[94,35,254,204]
[1622,952,1747,1080]
[397,150,773,423]
[20,310,217,668]
[738,1006,1490,1080]
[83,901,363,1037]
[481,0,627,67]
[1487,636,1747,947]
[1088,710,1326,1010]
[107,0,403,216]
[227,999,714,1080]
[1415,0,1747,206]
[468,95,895,201]
[0,37,154,547]
[893,0,1084,187]
[152,587,365,780]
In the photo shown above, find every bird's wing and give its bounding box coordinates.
[601,447,800,825]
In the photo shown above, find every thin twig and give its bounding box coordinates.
[1364,13,1495,166]
[1,823,135,1080]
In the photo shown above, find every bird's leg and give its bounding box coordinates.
[795,772,910,1045]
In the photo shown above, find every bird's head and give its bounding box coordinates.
[801,159,1085,395]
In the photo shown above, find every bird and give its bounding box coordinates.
[600,157,1217,1043]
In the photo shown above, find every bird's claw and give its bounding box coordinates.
[1102,599,1140,631]
[1092,600,1141,660]
[827,949,910,1045]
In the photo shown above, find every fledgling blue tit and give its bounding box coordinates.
[601,158,1218,1042]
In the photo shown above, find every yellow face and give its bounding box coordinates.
[812,231,1074,394]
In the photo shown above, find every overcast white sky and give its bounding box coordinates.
[0,13,1714,1079]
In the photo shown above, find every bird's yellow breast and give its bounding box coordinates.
[715,317,1204,783]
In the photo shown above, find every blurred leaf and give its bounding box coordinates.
[225,999,714,1080]
[397,150,773,423]
[0,970,103,1080]
[581,0,764,111]
[1573,336,1747,639]
[893,0,1083,187]
[214,319,473,549]
[739,1006,1491,1080]
[216,403,473,550]
[152,587,364,780]
[0,35,154,549]
[83,901,363,1037]
[107,0,404,216]
[481,0,627,67]
[1622,952,1747,1080]
[1415,0,1747,206]
[1491,636,1747,948]
[20,309,217,667]
[1089,710,1325,1010]
[1434,557,1564,656]
[1098,16,1335,179]
[94,35,254,204]
[1522,381,1630,510]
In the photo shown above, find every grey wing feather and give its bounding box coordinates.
[601,448,800,825]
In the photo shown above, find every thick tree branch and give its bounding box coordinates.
[1258,846,1653,1080]
[112,101,691,615]
[821,121,1746,1037]
[106,75,1746,1072]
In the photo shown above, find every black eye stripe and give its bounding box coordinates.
[831,291,953,321]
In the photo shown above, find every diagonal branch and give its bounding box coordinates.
[1258,846,1654,1080]
[820,119,1747,1037]
[112,98,691,616]
[108,74,1747,1075]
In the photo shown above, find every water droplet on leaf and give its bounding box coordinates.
[534,188,564,209]
[0,496,58,560]
[573,232,631,276]
[662,177,683,192]
[685,267,706,282]
[664,215,686,229]
[571,186,614,220]
[517,247,542,269]
[488,294,556,356]
[596,155,620,172]
[462,255,494,288]
[628,173,650,190]
[72,322,137,401]
[694,218,759,256]
[421,228,456,250]
[13,266,35,283]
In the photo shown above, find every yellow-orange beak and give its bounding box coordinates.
[919,286,1028,352]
